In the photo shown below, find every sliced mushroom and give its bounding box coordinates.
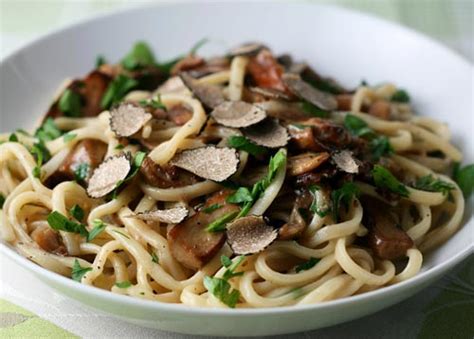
[167,104,193,126]
[287,125,322,152]
[287,152,330,176]
[248,87,292,101]
[243,118,288,148]
[304,118,353,151]
[211,101,267,128]
[170,146,239,182]
[109,103,152,137]
[278,190,313,240]
[31,226,67,255]
[140,156,199,188]
[168,190,240,269]
[130,206,188,224]
[157,76,187,95]
[226,216,277,255]
[368,99,391,120]
[362,197,414,260]
[247,49,287,92]
[171,55,205,76]
[332,150,359,174]
[228,42,267,57]
[179,73,225,109]
[87,154,131,198]
[282,73,337,111]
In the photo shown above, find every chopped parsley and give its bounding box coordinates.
[413,175,455,196]
[331,182,360,222]
[110,151,146,198]
[202,204,223,214]
[101,74,139,109]
[63,133,77,143]
[35,118,63,142]
[115,281,132,288]
[71,259,92,282]
[121,41,156,71]
[74,163,90,182]
[30,142,51,169]
[302,75,343,95]
[47,211,88,237]
[95,55,107,68]
[295,257,320,273]
[226,187,253,204]
[372,165,409,197]
[391,89,410,103]
[370,135,394,160]
[227,135,267,157]
[139,94,166,111]
[87,219,106,242]
[151,252,159,264]
[309,185,330,217]
[32,166,41,179]
[58,89,82,117]
[205,211,239,232]
[301,101,329,118]
[203,255,245,308]
[8,133,18,142]
[453,163,474,197]
[115,144,125,150]
[69,204,84,221]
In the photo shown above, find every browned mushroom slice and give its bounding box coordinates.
[168,190,240,269]
[187,57,230,78]
[109,103,152,137]
[87,154,131,198]
[31,226,67,255]
[170,146,239,182]
[179,73,225,109]
[282,73,337,111]
[363,198,414,260]
[287,152,330,176]
[248,87,292,101]
[226,216,277,255]
[130,206,188,224]
[45,139,108,187]
[228,42,267,57]
[331,150,359,174]
[243,118,288,148]
[278,190,312,240]
[247,49,288,93]
[368,99,391,120]
[139,157,199,188]
[167,104,193,126]
[211,101,267,128]
[287,125,322,152]
[171,55,205,75]
[336,94,353,111]
[304,118,353,150]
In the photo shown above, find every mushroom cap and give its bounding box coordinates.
[130,206,188,224]
[211,101,267,128]
[226,215,277,255]
[170,146,239,182]
[332,150,359,174]
[282,73,337,111]
[109,103,152,137]
[87,154,131,198]
[228,42,267,57]
[243,118,288,148]
[179,73,225,109]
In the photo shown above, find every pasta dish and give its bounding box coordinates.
[1,41,472,308]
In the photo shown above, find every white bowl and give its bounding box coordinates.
[1,2,473,337]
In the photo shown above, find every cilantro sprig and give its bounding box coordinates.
[372,165,409,197]
[47,211,88,237]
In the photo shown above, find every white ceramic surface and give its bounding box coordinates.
[0,2,473,337]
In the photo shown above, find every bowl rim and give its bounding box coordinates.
[1,0,473,316]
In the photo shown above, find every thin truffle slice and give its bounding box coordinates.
[332,150,359,174]
[226,216,277,255]
[211,101,266,128]
[248,86,292,101]
[243,118,288,148]
[179,73,225,109]
[171,146,239,182]
[282,73,337,111]
[130,206,188,224]
[228,42,267,57]
[110,103,152,137]
[87,154,131,198]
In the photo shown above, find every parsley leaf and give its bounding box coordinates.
[221,255,245,280]
[96,55,107,68]
[151,252,159,264]
[0,194,5,209]
[121,41,156,71]
[331,182,360,222]
[301,101,329,118]
[189,37,209,55]
[139,94,166,110]
[115,144,125,150]
[453,163,474,197]
[71,259,92,282]
[115,281,132,288]
[414,175,454,196]
[109,151,146,198]
[32,166,41,179]
[69,204,84,221]
[87,219,106,242]
[372,165,409,197]
[47,211,88,237]
[205,211,239,232]
[227,136,267,157]
[74,163,90,182]
[30,142,51,167]
[101,74,139,109]
[9,133,18,142]
[226,187,253,204]
[58,89,82,117]
[63,133,77,143]
[344,115,375,138]
[302,75,343,95]
[309,185,330,217]
[295,257,320,273]
[202,204,223,214]
[370,135,394,161]
[35,118,62,143]
[391,89,410,103]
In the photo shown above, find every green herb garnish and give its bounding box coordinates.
[331,182,360,222]
[69,204,84,221]
[74,163,90,182]
[115,144,125,150]
[95,55,107,68]
[121,41,156,71]
[151,252,159,264]
[391,89,410,103]
[47,211,88,237]
[295,257,320,273]
[309,185,330,217]
[35,118,62,142]
[32,166,41,179]
[115,281,132,288]
[202,204,223,214]
[87,219,106,242]
[9,133,18,142]
[226,187,253,204]
[139,94,166,111]
[372,165,409,197]
[101,74,139,109]
[71,259,92,282]
[205,211,239,232]
[370,135,394,160]
[453,163,474,197]
[414,175,455,196]
[227,135,267,157]
[110,151,146,198]
[63,133,77,143]
[301,101,329,118]
[58,89,82,117]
